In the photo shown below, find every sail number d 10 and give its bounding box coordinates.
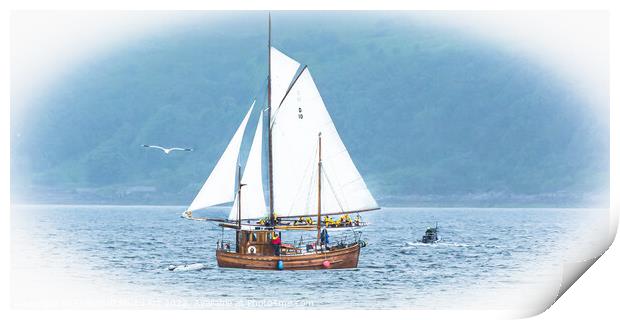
[298,107,304,119]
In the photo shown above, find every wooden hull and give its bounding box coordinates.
[216,244,361,270]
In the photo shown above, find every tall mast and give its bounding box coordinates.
[316,133,322,247]
[237,164,244,230]
[267,12,275,226]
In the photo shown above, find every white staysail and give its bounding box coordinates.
[270,47,301,122]
[229,112,268,220]
[187,102,254,212]
[271,68,378,217]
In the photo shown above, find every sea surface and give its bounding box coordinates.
[11,205,610,310]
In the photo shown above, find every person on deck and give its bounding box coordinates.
[294,217,304,225]
[344,214,352,226]
[354,215,361,226]
[271,232,282,256]
[324,216,335,227]
[320,228,330,250]
[336,215,344,226]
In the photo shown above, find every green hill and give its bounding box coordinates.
[10,12,609,206]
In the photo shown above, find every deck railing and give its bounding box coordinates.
[216,231,363,255]
[216,240,234,252]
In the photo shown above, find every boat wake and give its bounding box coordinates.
[167,263,208,272]
[403,241,469,248]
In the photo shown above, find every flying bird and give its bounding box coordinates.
[142,144,193,154]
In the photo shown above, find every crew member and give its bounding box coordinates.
[295,216,304,225]
[354,215,361,226]
[271,232,282,256]
[344,214,352,226]
[320,228,330,250]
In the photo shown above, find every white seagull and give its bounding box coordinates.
[142,144,193,154]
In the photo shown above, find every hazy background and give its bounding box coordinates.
[10,11,609,207]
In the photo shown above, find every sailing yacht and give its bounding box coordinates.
[183,15,379,270]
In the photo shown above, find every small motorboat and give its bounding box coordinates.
[421,223,439,244]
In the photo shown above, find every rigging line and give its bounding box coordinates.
[244,76,267,116]
[252,76,268,105]
[320,147,349,162]
[277,65,307,110]
[261,76,269,108]
[321,164,347,213]
[321,161,366,189]
[285,142,319,217]
[320,148,366,188]
[232,97,259,173]
[304,148,319,215]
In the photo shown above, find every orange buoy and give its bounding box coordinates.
[322,260,331,268]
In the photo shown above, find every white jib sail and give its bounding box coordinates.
[228,112,267,220]
[187,101,254,212]
[270,47,301,122]
[271,68,378,217]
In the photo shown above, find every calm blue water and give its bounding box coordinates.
[11,205,608,309]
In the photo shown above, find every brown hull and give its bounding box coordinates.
[216,244,360,270]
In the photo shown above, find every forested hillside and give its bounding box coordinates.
[11,12,609,206]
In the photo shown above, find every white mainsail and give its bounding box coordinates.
[187,102,254,212]
[270,47,301,122]
[229,112,268,220]
[271,67,378,217]
[187,46,377,219]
